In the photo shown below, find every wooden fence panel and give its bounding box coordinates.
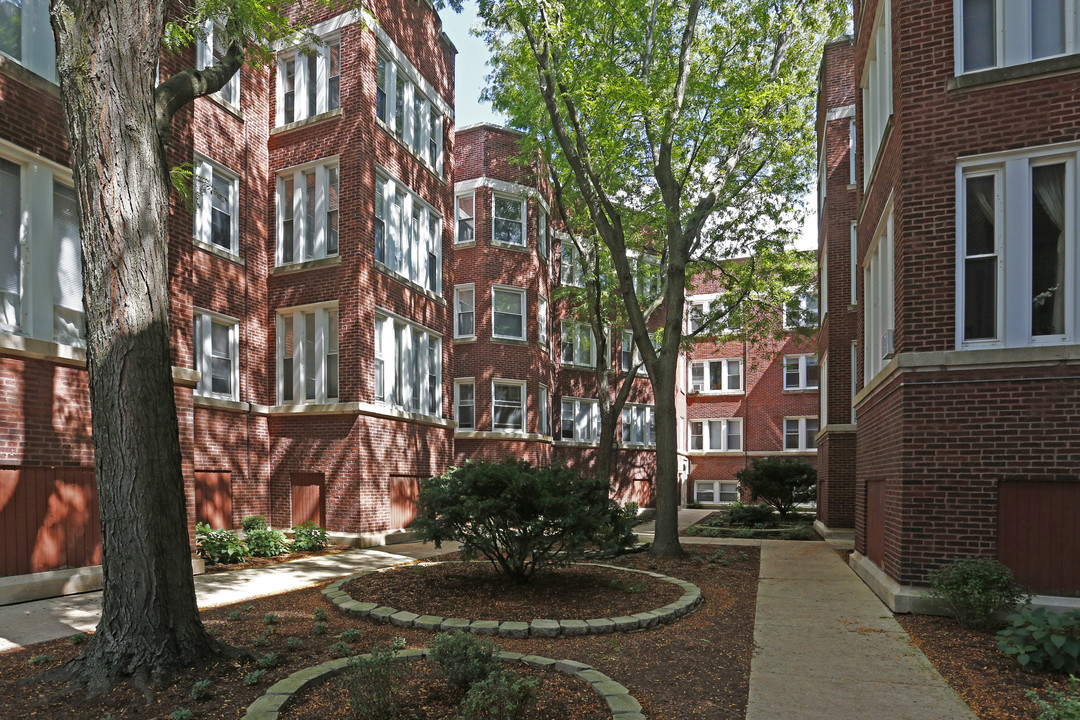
[998,480,1080,596]
[390,476,420,529]
[194,471,233,529]
[291,472,325,528]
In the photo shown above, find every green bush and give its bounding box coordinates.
[263,613,281,626]
[330,641,353,658]
[242,515,268,533]
[67,633,88,645]
[247,527,290,557]
[1029,676,1080,719]
[429,631,500,691]
[998,608,1080,673]
[313,621,328,635]
[190,679,213,700]
[292,521,329,551]
[286,636,303,650]
[171,709,193,720]
[782,525,818,541]
[929,557,1029,631]
[195,522,248,564]
[734,458,816,518]
[28,654,53,666]
[340,628,363,643]
[413,460,635,583]
[726,502,776,527]
[457,668,537,720]
[257,653,280,669]
[732,527,756,539]
[243,670,266,685]
[341,641,406,720]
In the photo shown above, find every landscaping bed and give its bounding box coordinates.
[897,613,1073,720]
[683,510,820,540]
[203,545,354,575]
[0,545,759,720]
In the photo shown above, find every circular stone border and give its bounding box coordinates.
[322,562,702,637]
[241,650,645,720]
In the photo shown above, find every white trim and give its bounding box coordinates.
[193,153,241,259]
[453,377,475,430]
[491,378,527,434]
[491,191,527,247]
[559,395,600,444]
[491,284,527,341]
[688,357,743,393]
[453,283,475,339]
[783,353,819,391]
[783,416,819,452]
[453,177,550,215]
[193,307,240,402]
[825,104,855,121]
[688,417,743,452]
[360,11,453,118]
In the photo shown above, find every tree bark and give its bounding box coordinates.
[48,0,230,690]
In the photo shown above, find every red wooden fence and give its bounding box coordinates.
[291,472,325,528]
[866,480,885,567]
[194,471,233,529]
[390,475,421,529]
[0,466,101,577]
[998,480,1080,596]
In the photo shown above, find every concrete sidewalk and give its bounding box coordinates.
[744,541,975,720]
[0,540,454,653]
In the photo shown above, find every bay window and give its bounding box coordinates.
[373,50,445,174]
[277,160,339,265]
[277,305,339,404]
[561,397,599,443]
[455,194,475,243]
[862,0,892,185]
[561,320,596,367]
[864,207,894,379]
[454,285,475,338]
[373,312,442,417]
[561,243,584,287]
[455,379,474,430]
[621,405,656,447]
[493,195,526,246]
[276,37,341,125]
[374,172,442,294]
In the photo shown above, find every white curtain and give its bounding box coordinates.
[1033,164,1065,333]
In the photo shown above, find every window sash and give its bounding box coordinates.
[277,162,339,265]
[493,196,525,245]
[492,287,525,339]
[454,286,475,337]
[374,50,444,174]
[195,311,238,400]
[277,39,340,126]
[375,174,442,292]
[455,194,475,243]
[374,313,442,417]
[455,381,475,429]
[561,321,595,366]
[493,382,525,432]
[689,418,741,451]
[690,358,741,392]
[195,158,238,255]
[278,307,338,404]
[561,398,598,442]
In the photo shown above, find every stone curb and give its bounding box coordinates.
[322,562,702,638]
[241,650,645,719]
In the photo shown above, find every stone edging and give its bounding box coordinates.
[322,562,702,637]
[242,650,646,720]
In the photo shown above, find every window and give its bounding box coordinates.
[561,397,599,443]
[277,305,339,404]
[784,417,819,451]
[0,0,56,81]
[783,354,819,390]
[864,207,894,379]
[849,118,857,185]
[194,156,239,256]
[455,379,474,430]
[277,160,339,265]
[820,245,828,318]
[689,418,742,452]
[538,210,548,259]
[538,296,549,347]
[455,194,474,243]
[631,254,660,298]
[621,331,647,373]
[862,0,892,185]
[374,173,442,293]
[198,20,240,108]
[695,481,739,504]
[688,301,706,333]
[686,294,733,335]
[194,310,239,400]
[819,353,829,428]
[851,341,858,424]
[561,320,596,367]
[373,312,442,417]
[850,222,859,305]
[492,285,526,340]
[783,290,819,329]
[276,38,341,125]
[689,358,742,393]
[957,0,1078,74]
[0,158,20,332]
[493,195,526,246]
[959,148,1080,348]
[818,139,827,214]
[454,285,475,338]
[52,182,84,346]
[621,405,656,447]
[492,380,525,432]
[539,385,549,436]
[561,242,584,287]
[373,51,444,174]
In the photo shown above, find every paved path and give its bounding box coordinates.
[0,541,455,653]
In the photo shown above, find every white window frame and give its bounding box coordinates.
[454,378,475,430]
[630,253,660,298]
[783,354,819,391]
[539,384,550,436]
[276,303,339,405]
[275,36,342,126]
[0,0,56,81]
[695,480,740,504]
[864,204,895,380]
[538,210,548,259]
[820,244,828,319]
[561,242,584,287]
[688,418,743,452]
[561,320,596,367]
[850,221,859,305]
[454,284,475,339]
[956,144,1080,350]
[194,309,240,401]
[373,309,443,417]
[784,416,819,452]
[621,404,656,447]
[276,158,340,266]
[194,155,240,257]
[492,379,526,433]
[861,0,892,187]
[851,341,858,424]
[492,193,526,247]
[538,295,549,347]
[373,170,443,294]
[849,118,857,186]
[819,352,829,428]
[372,49,445,175]
[51,179,84,347]
[491,284,526,341]
[689,358,743,393]
[454,192,475,244]
[198,20,241,109]
[954,0,1080,76]
[621,330,649,374]
[560,396,599,443]
[783,289,819,329]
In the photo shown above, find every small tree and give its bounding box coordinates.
[413,460,636,583]
[735,457,816,519]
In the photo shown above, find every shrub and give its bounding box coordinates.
[997,608,1080,673]
[242,515,268,533]
[28,654,53,666]
[67,633,88,645]
[734,458,816,518]
[195,522,248,564]
[247,527,290,557]
[414,460,636,583]
[263,613,281,626]
[686,501,704,509]
[341,641,406,720]
[732,527,756,539]
[190,679,213,700]
[429,631,500,690]
[257,653,280,669]
[330,641,353,658]
[226,610,243,621]
[286,636,303,650]
[171,709,194,720]
[243,670,266,685]
[726,502,776,527]
[314,607,329,621]
[782,525,818,541]
[292,521,329,551]
[1029,676,1080,720]
[313,621,328,635]
[457,668,537,720]
[253,629,271,647]
[929,557,1029,631]
[340,628,363,643]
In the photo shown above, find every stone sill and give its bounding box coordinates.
[271,107,343,136]
[948,54,1080,92]
[270,256,341,276]
[455,430,550,442]
[373,262,447,305]
[193,239,245,266]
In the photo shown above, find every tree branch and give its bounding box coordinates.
[154,38,244,142]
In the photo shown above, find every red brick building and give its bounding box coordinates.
[836,0,1080,610]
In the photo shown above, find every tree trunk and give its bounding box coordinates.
[49,0,227,691]
[649,367,684,558]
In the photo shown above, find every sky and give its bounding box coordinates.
[438,2,818,251]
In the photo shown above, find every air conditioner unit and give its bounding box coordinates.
[880,328,895,359]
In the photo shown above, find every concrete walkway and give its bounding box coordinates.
[0,541,454,653]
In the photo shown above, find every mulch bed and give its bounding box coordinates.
[897,613,1074,720]
[203,546,354,575]
[682,512,820,540]
[0,544,759,720]
[345,561,685,621]
[285,659,610,720]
